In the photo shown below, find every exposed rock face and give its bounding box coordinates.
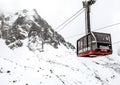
[0,9,75,51]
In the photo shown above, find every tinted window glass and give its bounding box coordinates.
[94,32,111,43]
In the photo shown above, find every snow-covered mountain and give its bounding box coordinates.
[0,9,120,85]
[0,9,75,51]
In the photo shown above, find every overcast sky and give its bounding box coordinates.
[0,0,120,46]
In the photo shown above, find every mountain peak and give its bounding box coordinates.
[0,9,75,51]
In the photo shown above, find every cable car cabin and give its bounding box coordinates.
[77,32,112,57]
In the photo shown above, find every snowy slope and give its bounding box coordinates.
[0,9,120,85]
[0,38,120,85]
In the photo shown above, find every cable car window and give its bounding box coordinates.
[88,34,91,50]
[77,38,84,53]
[94,33,111,43]
[79,40,81,49]
[80,40,83,49]
[84,37,87,47]
[88,34,91,44]
[91,33,96,43]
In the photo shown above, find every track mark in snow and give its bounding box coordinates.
[50,69,66,85]
[92,61,100,65]
[102,63,120,74]
[94,72,109,85]
[47,60,80,72]
[0,56,35,70]
[82,63,91,71]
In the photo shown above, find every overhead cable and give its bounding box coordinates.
[113,41,120,45]
[55,8,84,31]
[65,22,120,39]
[57,9,85,32]
[94,22,120,31]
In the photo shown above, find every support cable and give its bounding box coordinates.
[55,8,84,31]
[57,9,85,32]
[65,22,120,39]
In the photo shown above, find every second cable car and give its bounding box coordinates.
[77,0,112,57]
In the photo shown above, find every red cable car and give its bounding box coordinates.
[77,32,112,57]
[77,0,112,57]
